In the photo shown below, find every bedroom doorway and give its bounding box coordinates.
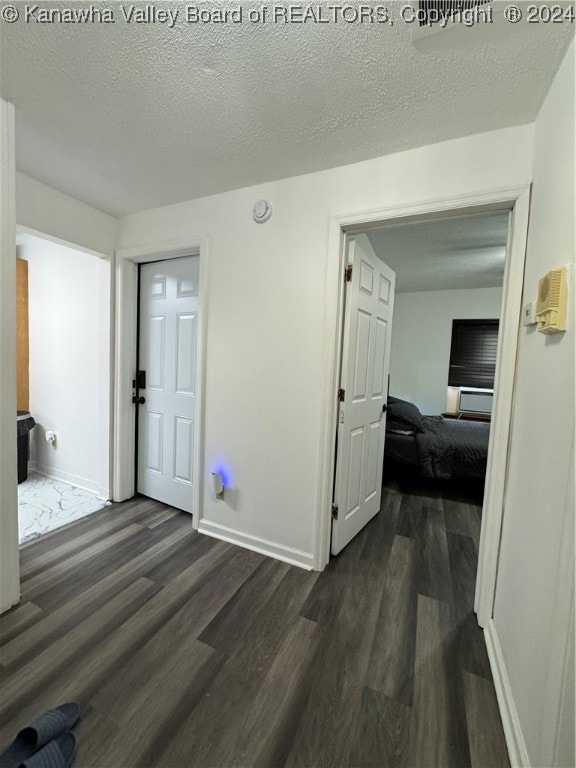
[331,212,507,554]
[319,187,531,629]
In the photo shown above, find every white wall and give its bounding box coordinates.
[18,237,111,497]
[118,124,533,567]
[16,172,117,257]
[0,99,20,613]
[389,287,503,415]
[492,42,575,768]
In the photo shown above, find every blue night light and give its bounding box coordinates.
[211,459,233,489]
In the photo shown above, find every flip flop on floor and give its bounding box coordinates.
[0,704,80,768]
[18,732,76,768]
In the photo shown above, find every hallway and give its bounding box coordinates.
[0,481,509,767]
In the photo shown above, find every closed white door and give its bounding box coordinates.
[332,235,395,555]
[137,256,199,514]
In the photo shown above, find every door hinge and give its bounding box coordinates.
[338,388,345,402]
[345,264,353,283]
[332,503,339,520]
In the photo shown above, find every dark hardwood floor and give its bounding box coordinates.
[0,476,509,768]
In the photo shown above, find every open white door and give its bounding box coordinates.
[332,234,395,555]
[137,256,199,514]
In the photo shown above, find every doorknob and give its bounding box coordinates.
[382,403,388,413]
[133,370,146,405]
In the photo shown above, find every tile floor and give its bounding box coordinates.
[17,471,110,544]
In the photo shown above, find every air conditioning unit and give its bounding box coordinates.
[458,389,493,415]
[411,0,493,40]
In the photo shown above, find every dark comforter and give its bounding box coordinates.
[415,416,490,479]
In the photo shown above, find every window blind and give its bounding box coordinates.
[448,319,499,389]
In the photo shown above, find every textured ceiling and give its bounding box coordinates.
[368,212,508,292]
[0,3,573,216]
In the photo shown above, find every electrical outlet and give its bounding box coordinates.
[523,301,537,326]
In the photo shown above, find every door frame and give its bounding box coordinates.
[314,185,531,628]
[114,236,208,530]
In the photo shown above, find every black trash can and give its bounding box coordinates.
[17,411,36,484]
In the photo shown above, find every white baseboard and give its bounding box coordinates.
[197,519,314,571]
[0,593,20,616]
[484,619,531,768]
[29,463,110,500]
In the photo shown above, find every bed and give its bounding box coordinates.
[384,396,490,480]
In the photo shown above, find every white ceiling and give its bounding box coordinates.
[367,212,508,291]
[0,6,573,216]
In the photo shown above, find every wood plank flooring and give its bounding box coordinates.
[0,479,510,768]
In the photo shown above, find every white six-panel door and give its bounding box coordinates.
[331,235,395,555]
[137,256,199,514]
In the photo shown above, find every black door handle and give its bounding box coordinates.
[133,370,146,405]
[382,403,388,413]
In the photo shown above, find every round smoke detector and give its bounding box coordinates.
[253,199,273,224]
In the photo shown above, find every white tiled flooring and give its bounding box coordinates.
[18,471,110,544]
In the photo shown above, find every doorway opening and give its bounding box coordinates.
[332,213,507,555]
[15,229,112,543]
[318,189,530,629]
